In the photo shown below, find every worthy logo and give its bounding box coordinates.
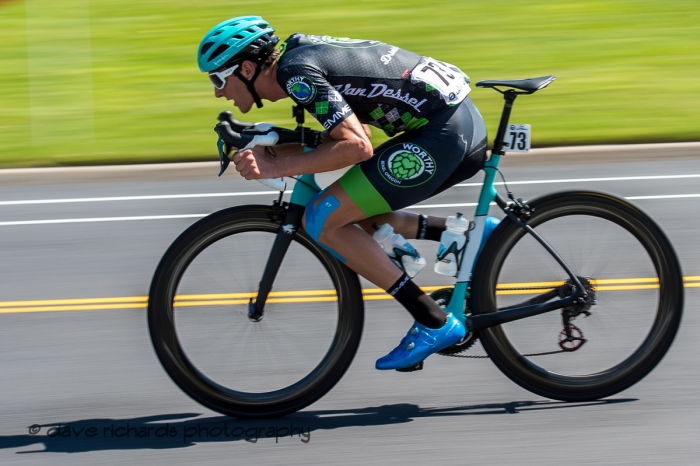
[379,143,436,187]
[286,76,317,104]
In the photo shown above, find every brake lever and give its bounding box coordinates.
[214,120,281,182]
[216,134,231,177]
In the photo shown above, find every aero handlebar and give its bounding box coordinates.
[214,111,324,192]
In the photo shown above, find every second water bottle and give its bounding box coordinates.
[372,223,426,278]
[434,213,470,276]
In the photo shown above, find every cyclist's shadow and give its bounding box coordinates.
[0,399,635,454]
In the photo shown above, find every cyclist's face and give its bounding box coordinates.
[214,62,255,113]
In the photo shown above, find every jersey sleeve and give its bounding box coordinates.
[278,64,354,132]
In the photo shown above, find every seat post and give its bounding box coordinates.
[492,90,518,156]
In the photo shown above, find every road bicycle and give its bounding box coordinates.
[148,76,683,418]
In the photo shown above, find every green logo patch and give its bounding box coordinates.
[390,151,423,180]
[378,143,436,187]
[286,76,317,104]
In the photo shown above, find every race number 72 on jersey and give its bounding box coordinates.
[409,58,471,105]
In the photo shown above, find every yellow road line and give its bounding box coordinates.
[174,296,340,307]
[0,277,697,314]
[0,296,148,308]
[0,303,147,314]
[497,281,564,288]
[594,277,659,284]
[595,284,661,291]
[174,289,339,301]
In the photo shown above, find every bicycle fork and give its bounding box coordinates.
[248,173,321,321]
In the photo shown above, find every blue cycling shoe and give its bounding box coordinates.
[375,313,466,370]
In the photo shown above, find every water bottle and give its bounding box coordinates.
[372,223,427,278]
[434,213,470,276]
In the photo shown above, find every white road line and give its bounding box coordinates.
[409,193,700,209]
[2,194,699,226]
[409,203,480,209]
[0,214,207,226]
[0,191,284,206]
[1,173,699,207]
[454,173,700,188]
[627,194,700,200]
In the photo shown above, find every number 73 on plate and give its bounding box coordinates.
[504,124,531,153]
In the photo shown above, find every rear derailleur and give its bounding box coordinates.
[558,277,597,351]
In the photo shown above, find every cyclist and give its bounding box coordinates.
[198,16,488,371]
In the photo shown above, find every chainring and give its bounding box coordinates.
[430,288,479,355]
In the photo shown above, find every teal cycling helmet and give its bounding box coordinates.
[198,16,279,108]
[198,16,276,72]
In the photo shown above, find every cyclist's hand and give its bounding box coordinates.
[231,146,275,180]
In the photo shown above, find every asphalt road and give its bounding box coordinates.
[0,143,699,464]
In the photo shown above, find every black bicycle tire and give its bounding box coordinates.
[471,191,683,401]
[148,204,365,418]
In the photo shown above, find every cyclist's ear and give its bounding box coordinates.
[239,60,257,80]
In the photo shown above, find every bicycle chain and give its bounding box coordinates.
[441,349,566,359]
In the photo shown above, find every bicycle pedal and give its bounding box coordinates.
[395,361,424,372]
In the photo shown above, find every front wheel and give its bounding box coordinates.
[471,191,683,401]
[148,205,364,418]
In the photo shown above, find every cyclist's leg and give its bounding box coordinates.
[356,211,446,242]
[303,181,452,338]
[302,182,403,290]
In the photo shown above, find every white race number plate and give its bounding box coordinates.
[504,124,531,153]
[410,58,471,105]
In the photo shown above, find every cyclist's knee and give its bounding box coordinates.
[304,191,346,261]
[305,192,338,237]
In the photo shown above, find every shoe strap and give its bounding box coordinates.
[408,326,437,346]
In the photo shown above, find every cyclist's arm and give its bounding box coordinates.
[258,120,370,158]
[231,114,372,179]
[233,63,373,179]
[323,123,371,141]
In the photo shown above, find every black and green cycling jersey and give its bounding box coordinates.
[276,34,472,137]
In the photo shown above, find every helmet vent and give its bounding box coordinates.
[210,44,229,60]
[200,42,214,55]
[232,34,245,40]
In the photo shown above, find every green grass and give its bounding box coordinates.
[0,0,699,166]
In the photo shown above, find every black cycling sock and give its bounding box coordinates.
[387,273,447,329]
[417,215,446,242]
